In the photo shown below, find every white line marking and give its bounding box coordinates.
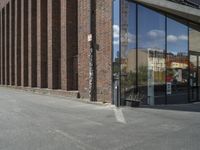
[114,108,127,124]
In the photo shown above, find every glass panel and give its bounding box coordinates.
[166,18,189,104]
[198,56,200,100]
[189,55,197,101]
[189,24,200,53]
[112,0,120,104]
[189,24,200,102]
[113,0,120,74]
[138,5,166,105]
[120,1,136,104]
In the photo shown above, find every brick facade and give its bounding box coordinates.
[0,0,113,103]
[78,0,112,102]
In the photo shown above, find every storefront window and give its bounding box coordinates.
[166,17,189,104]
[116,1,200,105]
[120,1,136,104]
[189,24,200,102]
[138,5,166,105]
[113,0,120,74]
[112,0,120,104]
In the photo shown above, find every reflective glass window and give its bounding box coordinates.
[138,5,166,105]
[113,0,120,74]
[112,0,120,104]
[120,1,136,104]
[166,17,189,104]
[189,24,200,102]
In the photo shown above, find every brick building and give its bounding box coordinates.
[1,0,200,106]
[0,0,113,103]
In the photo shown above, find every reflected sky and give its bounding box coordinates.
[113,1,189,56]
[113,0,120,61]
[167,18,188,54]
[138,5,165,50]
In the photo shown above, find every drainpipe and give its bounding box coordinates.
[88,0,96,101]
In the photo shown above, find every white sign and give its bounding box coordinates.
[88,34,92,42]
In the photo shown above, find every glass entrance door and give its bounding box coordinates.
[189,54,200,102]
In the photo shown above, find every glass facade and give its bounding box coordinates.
[120,1,136,103]
[189,24,200,102]
[113,0,200,106]
[166,18,189,104]
[138,5,166,105]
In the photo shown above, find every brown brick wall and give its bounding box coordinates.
[78,0,90,99]
[96,0,112,102]
[78,0,112,102]
[6,3,10,85]
[0,0,113,103]
[2,8,5,85]
[21,0,29,86]
[16,0,21,86]
[37,0,47,88]
[67,0,78,91]
[10,0,15,85]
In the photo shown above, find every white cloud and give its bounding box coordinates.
[178,35,188,41]
[113,40,119,45]
[167,34,188,43]
[113,26,188,45]
[113,24,136,45]
[167,35,178,42]
[147,30,165,39]
[113,24,119,38]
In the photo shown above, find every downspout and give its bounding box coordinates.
[89,0,96,101]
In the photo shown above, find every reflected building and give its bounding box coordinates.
[113,0,200,106]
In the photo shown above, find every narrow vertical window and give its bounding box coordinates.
[112,0,120,105]
[166,17,188,104]
[138,5,166,105]
[120,1,136,105]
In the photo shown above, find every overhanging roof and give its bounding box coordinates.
[134,0,200,24]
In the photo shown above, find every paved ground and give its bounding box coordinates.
[0,87,200,150]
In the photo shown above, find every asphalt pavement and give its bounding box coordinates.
[0,87,200,150]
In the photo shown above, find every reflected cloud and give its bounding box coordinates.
[113,40,119,45]
[178,35,188,41]
[113,24,119,38]
[113,24,136,45]
[147,29,165,39]
[113,24,120,45]
[167,35,178,42]
[167,34,188,43]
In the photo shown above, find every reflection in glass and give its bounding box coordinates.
[138,5,166,105]
[120,1,136,104]
[198,57,200,101]
[189,55,197,101]
[189,25,200,53]
[117,1,200,105]
[112,0,120,104]
[166,18,188,104]
[113,0,120,75]
[189,24,200,102]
